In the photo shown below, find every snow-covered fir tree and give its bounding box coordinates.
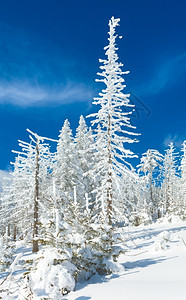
[119,171,142,226]
[161,143,179,218]
[88,16,138,225]
[0,129,55,252]
[138,149,163,220]
[75,115,96,205]
[54,119,84,209]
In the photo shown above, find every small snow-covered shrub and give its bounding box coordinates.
[153,239,168,251]
[103,258,125,274]
[158,230,170,241]
[152,230,170,251]
[44,265,75,298]
[19,248,76,299]
[129,209,152,226]
[81,225,126,276]
[167,215,183,223]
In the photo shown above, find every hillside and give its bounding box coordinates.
[64,220,186,300]
[0,220,186,299]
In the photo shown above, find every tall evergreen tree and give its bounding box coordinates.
[75,115,96,204]
[88,17,138,225]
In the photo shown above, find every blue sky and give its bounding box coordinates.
[0,0,186,170]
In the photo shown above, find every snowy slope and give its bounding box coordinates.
[64,221,186,300]
[0,221,186,299]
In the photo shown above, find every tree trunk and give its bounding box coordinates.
[33,140,39,253]
[6,225,10,243]
[157,209,161,219]
[107,114,112,226]
[107,175,112,225]
[7,224,11,237]
[166,180,170,214]
[13,224,17,241]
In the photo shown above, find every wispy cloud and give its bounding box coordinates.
[163,134,186,149]
[138,52,186,96]
[0,22,94,107]
[0,81,94,107]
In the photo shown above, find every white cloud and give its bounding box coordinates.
[163,134,185,149]
[0,22,96,107]
[0,81,94,107]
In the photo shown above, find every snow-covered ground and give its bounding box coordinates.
[64,220,186,300]
[0,220,186,299]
